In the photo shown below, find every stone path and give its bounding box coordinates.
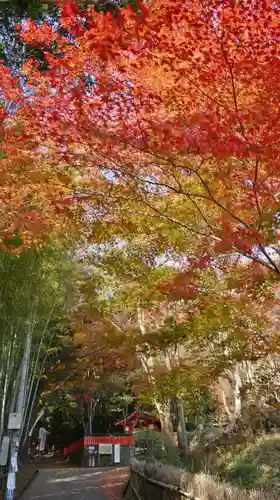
[20,467,129,500]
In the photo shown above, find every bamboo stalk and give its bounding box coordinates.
[22,325,57,446]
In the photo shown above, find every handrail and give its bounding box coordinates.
[130,466,202,500]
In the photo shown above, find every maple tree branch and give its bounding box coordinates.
[271,246,280,258]
[115,160,218,234]
[155,164,218,233]
[93,152,280,274]
[176,71,229,112]
[106,150,276,270]
[75,134,280,273]
[141,48,228,112]
[136,176,280,274]
[179,164,280,273]
[212,20,246,139]
[259,167,279,188]
[130,94,149,151]
[256,245,280,274]
[223,52,246,138]
[232,246,279,274]
[182,194,216,233]
[139,196,221,242]
[181,164,253,230]
[253,159,263,230]
[194,158,206,174]
[118,139,260,238]
[137,152,251,234]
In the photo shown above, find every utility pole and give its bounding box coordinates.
[6,330,32,500]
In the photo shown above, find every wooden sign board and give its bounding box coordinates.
[99,444,112,455]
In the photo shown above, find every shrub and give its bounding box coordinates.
[135,429,182,466]
[214,434,280,491]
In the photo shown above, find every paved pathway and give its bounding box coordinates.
[20,467,129,500]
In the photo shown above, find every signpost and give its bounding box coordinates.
[38,427,48,452]
[114,444,120,464]
[99,444,112,455]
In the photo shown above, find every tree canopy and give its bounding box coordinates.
[1,1,280,483]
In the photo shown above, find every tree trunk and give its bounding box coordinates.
[88,400,93,435]
[232,364,242,420]
[136,308,177,446]
[219,363,244,422]
[176,396,188,458]
[155,401,176,446]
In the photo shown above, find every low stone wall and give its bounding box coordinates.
[122,459,278,500]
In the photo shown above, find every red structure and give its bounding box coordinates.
[64,439,84,458]
[63,435,135,458]
[62,411,159,466]
[114,411,160,433]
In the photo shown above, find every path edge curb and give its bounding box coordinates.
[17,469,40,499]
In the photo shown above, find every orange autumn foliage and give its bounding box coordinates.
[8,0,280,267]
[0,61,79,247]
